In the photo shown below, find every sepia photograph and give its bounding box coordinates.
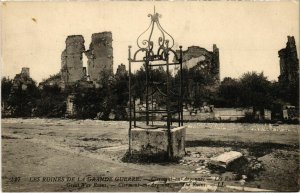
[1,0,299,192]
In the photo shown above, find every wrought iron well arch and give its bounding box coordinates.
[128,9,184,158]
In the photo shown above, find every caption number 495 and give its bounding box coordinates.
[9,177,21,183]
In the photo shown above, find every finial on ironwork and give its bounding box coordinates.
[136,9,175,50]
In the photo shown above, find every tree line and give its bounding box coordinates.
[1,67,298,121]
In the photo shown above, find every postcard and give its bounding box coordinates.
[1,0,299,192]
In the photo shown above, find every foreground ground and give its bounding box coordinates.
[1,118,299,192]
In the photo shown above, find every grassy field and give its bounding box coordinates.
[1,118,299,192]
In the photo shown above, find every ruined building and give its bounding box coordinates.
[179,45,220,84]
[61,35,86,86]
[278,36,299,84]
[1,67,36,117]
[20,67,30,77]
[174,45,220,106]
[59,32,113,116]
[85,32,113,83]
[115,63,127,78]
[12,67,35,90]
[60,32,113,87]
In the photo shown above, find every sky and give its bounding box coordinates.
[1,1,299,83]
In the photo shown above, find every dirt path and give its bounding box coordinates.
[1,119,299,191]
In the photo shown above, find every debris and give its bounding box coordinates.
[195,166,205,171]
[205,171,211,174]
[209,151,243,168]
[239,179,246,185]
[101,145,127,151]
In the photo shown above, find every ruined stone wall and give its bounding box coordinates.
[278,36,299,84]
[12,68,35,91]
[65,94,76,117]
[180,45,220,83]
[115,63,127,78]
[212,44,220,82]
[182,46,212,63]
[21,67,30,78]
[85,32,113,83]
[61,35,85,85]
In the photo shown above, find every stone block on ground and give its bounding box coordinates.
[209,151,243,168]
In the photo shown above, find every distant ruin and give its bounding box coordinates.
[115,63,127,78]
[61,35,86,86]
[278,36,299,85]
[1,67,36,117]
[60,32,113,87]
[85,32,113,83]
[178,44,220,84]
[12,67,35,90]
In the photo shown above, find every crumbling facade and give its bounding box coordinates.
[20,67,30,78]
[115,63,127,78]
[278,36,299,84]
[1,67,36,117]
[61,35,86,86]
[180,45,220,84]
[12,67,35,90]
[85,32,113,83]
[65,94,76,117]
[60,32,113,87]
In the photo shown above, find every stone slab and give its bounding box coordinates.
[210,151,243,168]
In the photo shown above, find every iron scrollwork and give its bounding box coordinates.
[128,9,184,158]
[135,10,175,59]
